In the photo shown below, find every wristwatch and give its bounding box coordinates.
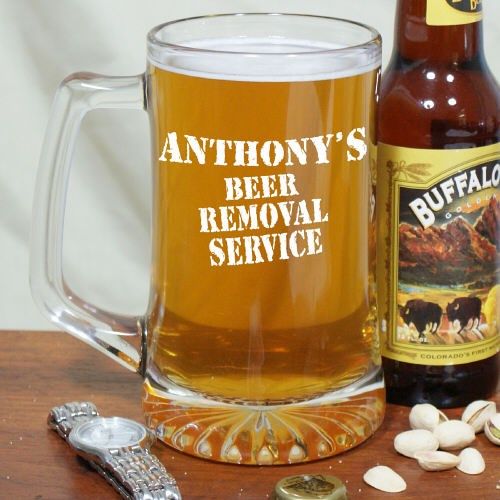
[48,402,181,500]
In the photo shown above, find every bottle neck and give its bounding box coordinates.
[393,0,484,64]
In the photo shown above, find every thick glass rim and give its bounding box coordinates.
[147,13,381,57]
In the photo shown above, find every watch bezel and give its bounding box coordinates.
[68,416,155,461]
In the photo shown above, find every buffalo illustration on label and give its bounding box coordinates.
[399,299,442,343]
[446,297,482,336]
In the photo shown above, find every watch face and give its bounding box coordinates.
[69,417,148,452]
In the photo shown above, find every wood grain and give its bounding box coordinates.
[0,331,498,499]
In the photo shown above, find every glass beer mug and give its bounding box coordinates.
[32,14,384,465]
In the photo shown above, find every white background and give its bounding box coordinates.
[1,0,499,330]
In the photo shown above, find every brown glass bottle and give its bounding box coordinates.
[379,0,499,407]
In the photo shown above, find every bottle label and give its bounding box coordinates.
[377,143,500,366]
[427,0,483,26]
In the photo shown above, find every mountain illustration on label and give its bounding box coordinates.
[396,195,499,345]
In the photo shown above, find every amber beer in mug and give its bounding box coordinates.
[32,14,384,465]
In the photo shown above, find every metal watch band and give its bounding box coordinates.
[48,402,181,500]
[105,445,180,500]
[48,401,99,438]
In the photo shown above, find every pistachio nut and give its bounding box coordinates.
[363,465,407,493]
[484,413,500,446]
[409,403,448,431]
[394,429,439,458]
[461,400,497,433]
[414,450,460,471]
[457,447,485,475]
[433,420,475,451]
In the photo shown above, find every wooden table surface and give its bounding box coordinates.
[0,331,498,499]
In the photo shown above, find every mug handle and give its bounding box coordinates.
[31,73,147,373]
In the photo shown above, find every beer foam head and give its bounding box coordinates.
[148,15,381,82]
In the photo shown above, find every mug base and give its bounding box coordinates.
[143,367,385,465]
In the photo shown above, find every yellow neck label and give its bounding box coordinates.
[427,0,483,26]
[377,143,499,366]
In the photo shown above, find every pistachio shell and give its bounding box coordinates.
[414,450,460,471]
[433,420,475,451]
[484,413,500,446]
[394,429,439,458]
[457,448,485,475]
[409,404,448,431]
[363,465,407,493]
[461,400,497,433]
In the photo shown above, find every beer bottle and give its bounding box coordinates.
[377,0,499,407]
